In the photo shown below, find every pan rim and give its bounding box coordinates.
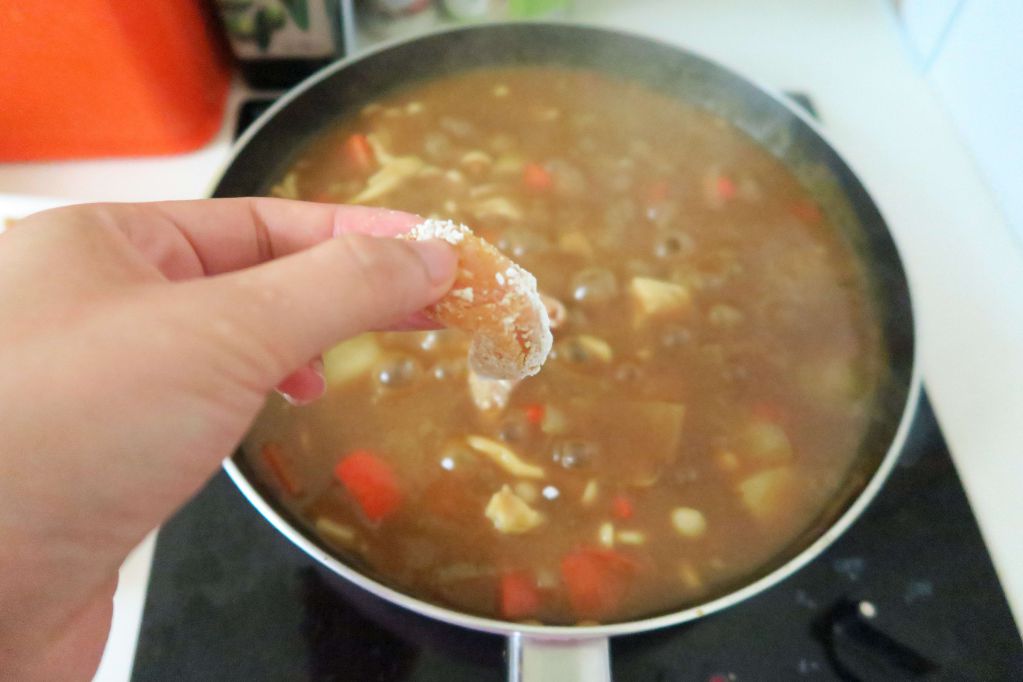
[216,20,921,639]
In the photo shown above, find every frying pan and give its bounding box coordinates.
[216,23,919,681]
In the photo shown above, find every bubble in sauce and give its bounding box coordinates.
[571,267,618,305]
[552,439,598,469]
[375,356,422,389]
[654,230,696,259]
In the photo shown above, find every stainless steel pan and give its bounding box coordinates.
[215,23,919,681]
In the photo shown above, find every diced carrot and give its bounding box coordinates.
[499,571,541,620]
[645,179,670,204]
[561,547,639,619]
[344,133,375,171]
[523,162,553,191]
[523,403,546,426]
[611,495,633,520]
[715,175,737,200]
[789,199,823,225]
[262,443,302,496]
[334,450,402,522]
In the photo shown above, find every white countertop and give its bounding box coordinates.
[0,1,1019,679]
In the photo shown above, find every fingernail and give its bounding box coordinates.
[276,382,324,407]
[276,361,326,407]
[409,239,457,286]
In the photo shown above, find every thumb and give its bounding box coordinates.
[182,233,457,385]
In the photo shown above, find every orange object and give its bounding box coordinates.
[343,133,376,172]
[261,443,303,496]
[0,2,230,160]
[560,547,639,619]
[522,162,553,191]
[610,494,633,520]
[498,571,541,620]
[523,403,545,426]
[334,450,403,522]
[715,175,738,200]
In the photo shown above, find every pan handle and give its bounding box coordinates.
[507,632,610,682]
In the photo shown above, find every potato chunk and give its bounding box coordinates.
[558,230,595,258]
[556,335,614,364]
[670,507,707,538]
[323,335,381,387]
[629,277,692,321]
[485,485,545,534]
[738,467,797,522]
[741,420,794,463]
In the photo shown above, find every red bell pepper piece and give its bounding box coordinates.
[499,571,541,620]
[561,547,638,619]
[343,133,375,171]
[523,403,546,426]
[334,450,402,522]
[611,495,633,520]
[262,443,302,496]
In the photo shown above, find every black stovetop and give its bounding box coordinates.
[130,391,1021,681]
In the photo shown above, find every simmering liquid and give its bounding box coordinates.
[244,67,883,624]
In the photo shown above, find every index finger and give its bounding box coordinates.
[84,198,422,280]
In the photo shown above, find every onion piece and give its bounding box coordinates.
[466,435,545,479]
[349,156,425,204]
[485,485,545,534]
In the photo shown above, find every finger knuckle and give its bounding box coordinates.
[342,235,421,302]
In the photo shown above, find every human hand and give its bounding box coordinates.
[0,199,456,681]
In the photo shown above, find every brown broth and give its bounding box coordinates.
[244,67,882,624]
